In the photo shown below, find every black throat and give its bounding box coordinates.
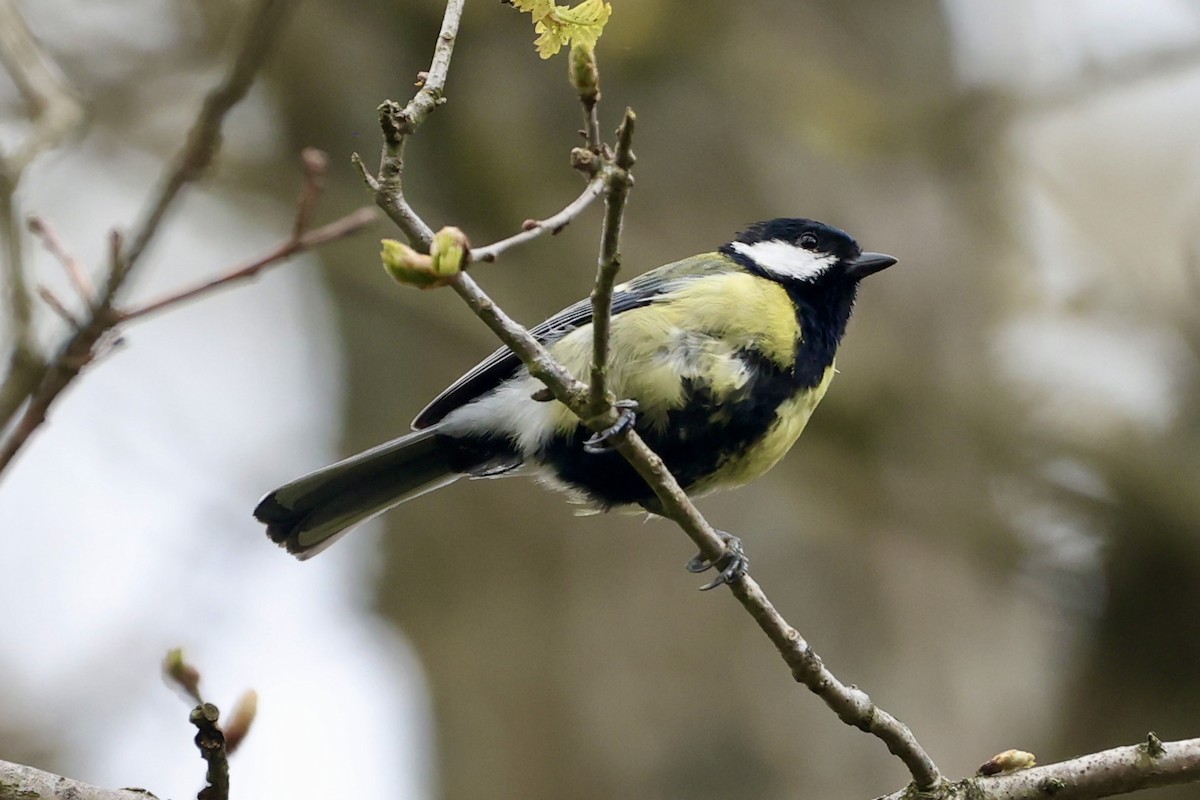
[783,278,859,389]
[720,243,861,389]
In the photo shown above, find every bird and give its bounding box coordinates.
[255,217,895,585]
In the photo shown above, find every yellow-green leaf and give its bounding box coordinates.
[508,0,612,59]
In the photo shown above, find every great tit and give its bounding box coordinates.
[255,218,896,565]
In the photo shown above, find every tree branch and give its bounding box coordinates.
[0,0,84,434]
[0,0,85,175]
[471,175,607,263]
[0,149,376,475]
[359,0,464,246]
[586,108,635,419]
[881,736,1200,800]
[0,0,303,477]
[367,1,948,792]
[0,759,159,800]
[113,0,297,287]
[190,704,230,800]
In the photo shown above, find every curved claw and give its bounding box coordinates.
[583,400,639,454]
[685,531,749,591]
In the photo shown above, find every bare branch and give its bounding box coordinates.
[0,0,299,477]
[113,0,298,286]
[881,736,1200,800]
[190,703,230,800]
[28,215,96,305]
[369,4,946,790]
[0,157,376,474]
[586,108,635,418]
[0,0,81,433]
[0,0,85,175]
[119,206,377,323]
[36,285,82,329]
[472,176,607,263]
[0,180,44,431]
[0,759,160,800]
[362,0,463,247]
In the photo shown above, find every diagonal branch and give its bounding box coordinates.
[358,0,464,247]
[368,1,945,793]
[0,0,84,433]
[112,0,298,288]
[0,0,300,477]
[0,150,375,476]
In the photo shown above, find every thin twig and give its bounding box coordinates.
[583,100,602,153]
[363,0,463,247]
[0,0,81,432]
[119,207,377,322]
[28,215,97,304]
[586,108,635,418]
[0,1,308,477]
[0,178,43,431]
[472,175,607,263]
[0,167,375,474]
[190,703,230,800]
[372,2,945,790]
[292,147,326,240]
[36,285,82,329]
[113,0,298,287]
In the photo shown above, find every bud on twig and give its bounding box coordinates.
[164,647,203,703]
[978,748,1037,776]
[569,43,599,107]
[224,689,259,755]
[381,227,470,289]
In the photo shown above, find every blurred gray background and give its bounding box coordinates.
[2,1,1199,799]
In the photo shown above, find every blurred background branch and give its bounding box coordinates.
[0,0,83,432]
[0,0,383,477]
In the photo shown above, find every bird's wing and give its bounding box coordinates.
[411,252,732,429]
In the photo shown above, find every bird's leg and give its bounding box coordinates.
[583,399,639,454]
[686,530,749,591]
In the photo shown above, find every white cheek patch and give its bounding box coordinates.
[731,239,836,282]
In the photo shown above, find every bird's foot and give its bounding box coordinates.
[583,400,639,454]
[686,530,749,591]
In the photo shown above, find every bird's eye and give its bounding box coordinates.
[798,232,818,250]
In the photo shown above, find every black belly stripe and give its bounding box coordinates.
[534,349,806,509]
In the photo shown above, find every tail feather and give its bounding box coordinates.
[255,426,460,559]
